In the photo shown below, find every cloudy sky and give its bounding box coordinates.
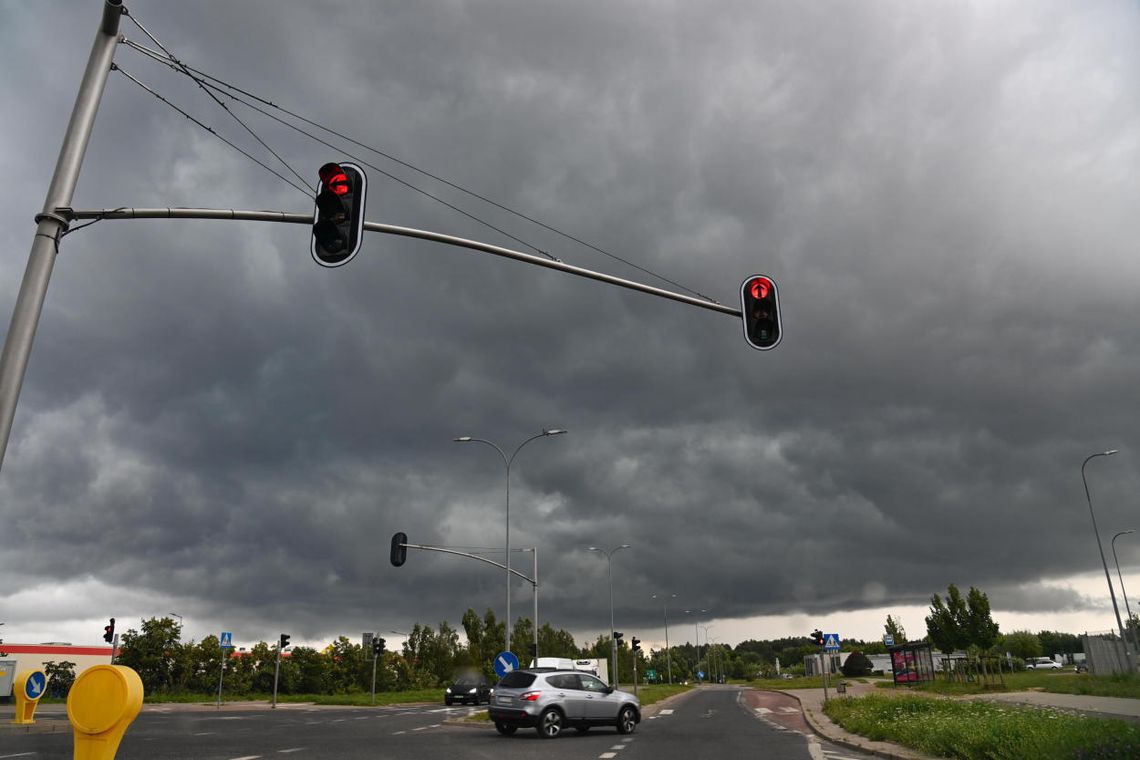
[1,0,1138,656]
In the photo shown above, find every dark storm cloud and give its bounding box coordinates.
[2,0,1139,646]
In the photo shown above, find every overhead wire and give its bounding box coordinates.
[122,10,311,193]
[119,31,718,302]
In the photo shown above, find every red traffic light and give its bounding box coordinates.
[740,274,782,351]
[318,163,350,196]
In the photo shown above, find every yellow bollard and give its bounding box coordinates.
[12,669,48,724]
[66,665,144,760]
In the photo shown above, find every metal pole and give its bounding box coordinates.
[371,649,378,704]
[608,554,617,688]
[532,547,539,663]
[272,645,281,709]
[216,648,225,708]
[455,430,565,655]
[0,0,123,472]
[1112,530,1139,656]
[1082,451,1130,658]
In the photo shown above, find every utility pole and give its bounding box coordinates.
[0,0,123,472]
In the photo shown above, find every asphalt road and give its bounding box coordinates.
[1,687,875,760]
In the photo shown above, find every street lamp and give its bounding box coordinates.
[700,625,716,682]
[454,428,566,654]
[589,544,631,688]
[685,609,707,682]
[1081,450,1130,651]
[653,593,676,684]
[1111,530,1138,654]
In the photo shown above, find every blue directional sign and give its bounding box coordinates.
[220,631,233,648]
[824,633,841,652]
[493,651,520,678]
[24,671,47,700]
[697,670,705,680]
[883,634,895,647]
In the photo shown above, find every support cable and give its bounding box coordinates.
[121,38,717,302]
[122,11,310,192]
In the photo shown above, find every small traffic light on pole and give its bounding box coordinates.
[279,633,290,650]
[811,629,824,647]
[631,637,641,652]
[740,274,782,350]
[613,631,624,642]
[390,532,408,567]
[103,618,115,644]
[311,162,367,268]
[372,637,385,657]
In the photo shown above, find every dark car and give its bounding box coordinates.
[444,673,492,705]
[488,668,640,739]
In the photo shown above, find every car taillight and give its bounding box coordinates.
[520,691,541,701]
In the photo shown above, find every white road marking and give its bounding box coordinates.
[780,706,799,713]
[0,754,39,759]
[658,708,674,715]
[277,750,305,755]
[599,754,617,759]
[806,737,826,760]
[609,745,626,750]
[393,730,406,735]
[755,707,773,714]
[228,756,262,760]
[194,732,216,736]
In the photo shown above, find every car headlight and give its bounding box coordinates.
[468,688,477,694]
[445,687,452,694]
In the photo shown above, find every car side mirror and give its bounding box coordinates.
[604,686,614,694]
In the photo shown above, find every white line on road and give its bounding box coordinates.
[755,707,773,714]
[780,706,799,713]
[0,753,39,759]
[806,737,825,760]
[658,709,673,715]
[194,732,217,736]
[277,750,306,754]
[228,756,262,760]
[599,754,617,759]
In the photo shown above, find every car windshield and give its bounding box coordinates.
[498,671,537,688]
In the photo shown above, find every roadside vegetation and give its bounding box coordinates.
[880,672,1140,700]
[823,693,1140,759]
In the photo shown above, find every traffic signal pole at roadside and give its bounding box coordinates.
[0,0,123,474]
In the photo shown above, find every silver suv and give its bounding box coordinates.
[488,668,641,739]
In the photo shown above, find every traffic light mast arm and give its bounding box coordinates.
[61,207,742,319]
[400,541,537,586]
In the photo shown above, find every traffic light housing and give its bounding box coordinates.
[279,633,290,649]
[390,532,408,567]
[103,618,115,644]
[631,637,641,653]
[740,274,782,350]
[810,629,824,647]
[372,637,386,656]
[613,631,624,642]
[311,161,367,267]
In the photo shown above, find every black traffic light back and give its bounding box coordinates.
[631,637,641,652]
[103,618,115,644]
[613,631,624,641]
[390,532,408,567]
[810,629,824,647]
[279,633,291,649]
[372,637,386,656]
[311,162,367,268]
[740,274,782,350]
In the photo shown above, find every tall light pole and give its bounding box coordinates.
[653,593,676,684]
[590,544,631,687]
[454,428,566,654]
[685,609,707,682]
[1081,450,1130,653]
[700,625,716,682]
[1111,530,1138,655]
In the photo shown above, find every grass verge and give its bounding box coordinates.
[823,693,1140,759]
[877,672,1140,700]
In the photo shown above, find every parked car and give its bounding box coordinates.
[1026,657,1062,670]
[488,668,640,739]
[444,673,492,705]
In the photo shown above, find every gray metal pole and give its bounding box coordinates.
[1111,530,1140,656]
[0,0,122,472]
[1081,451,1130,658]
[272,645,281,708]
[532,547,539,663]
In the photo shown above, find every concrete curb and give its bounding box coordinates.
[775,688,941,760]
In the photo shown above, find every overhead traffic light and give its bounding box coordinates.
[631,637,641,653]
[279,633,290,650]
[810,629,824,647]
[311,161,367,268]
[103,618,115,644]
[390,532,408,567]
[740,274,782,350]
[372,637,386,656]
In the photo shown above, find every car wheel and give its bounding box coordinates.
[616,706,637,735]
[537,708,564,739]
[494,721,517,736]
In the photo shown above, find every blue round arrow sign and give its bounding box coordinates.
[25,671,47,700]
[493,651,520,679]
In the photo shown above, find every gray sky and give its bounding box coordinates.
[2,0,1139,653]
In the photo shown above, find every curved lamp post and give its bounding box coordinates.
[685,608,708,681]
[454,429,566,654]
[653,593,677,684]
[589,544,631,687]
[1111,529,1138,654]
[1081,450,1129,649]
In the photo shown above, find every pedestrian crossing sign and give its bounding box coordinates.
[824,634,840,652]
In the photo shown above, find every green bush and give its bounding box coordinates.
[841,652,874,677]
